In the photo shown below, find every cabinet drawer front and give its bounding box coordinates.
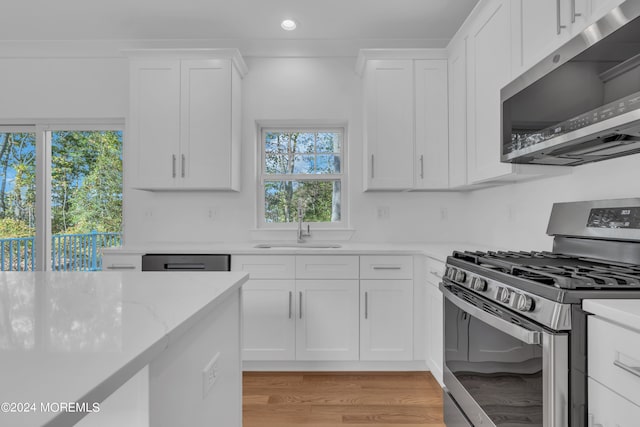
[102,254,142,271]
[360,255,413,279]
[231,255,295,279]
[588,378,640,426]
[295,256,359,279]
[425,257,445,285]
[589,316,640,406]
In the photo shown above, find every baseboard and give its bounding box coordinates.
[242,360,429,371]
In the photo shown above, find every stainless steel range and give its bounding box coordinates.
[441,198,640,427]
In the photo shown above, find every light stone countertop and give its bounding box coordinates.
[0,271,248,427]
[102,241,507,263]
[583,299,640,332]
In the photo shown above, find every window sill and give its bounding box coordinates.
[249,228,355,242]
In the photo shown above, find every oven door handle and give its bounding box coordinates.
[442,286,541,345]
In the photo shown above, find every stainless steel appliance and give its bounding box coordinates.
[141,254,231,271]
[501,1,640,166]
[442,198,640,426]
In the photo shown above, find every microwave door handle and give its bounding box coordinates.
[442,286,541,345]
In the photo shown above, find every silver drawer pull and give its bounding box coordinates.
[613,360,640,379]
[299,292,303,319]
[365,292,369,319]
[288,291,292,319]
[106,265,136,270]
[429,270,443,278]
[373,266,402,270]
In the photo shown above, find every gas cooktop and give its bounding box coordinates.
[452,250,640,290]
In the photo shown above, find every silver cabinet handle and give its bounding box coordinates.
[106,264,136,270]
[181,154,185,178]
[365,291,369,319]
[288,291,292,319]
[613,359,640,379]
[571,0,581,23]
[557,0,566,34]
[430,270,443,278]
[419,155,424,179]
[172,154,177,178]
[373,266,402,270]
[371,154,375,178]
[299,291,303,319]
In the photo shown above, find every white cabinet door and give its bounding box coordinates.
[589,379,640,427]
[295,280,359,361]
[363,60,414,190]
[180,59,235,190]
[414,60,449,189]
[242,280,296,361]
[425,284,444,384]
[514,0,589,73]
[467,0,515,184]
[360,280,413,361]
[129,59,181,189]
[448,39,468,188]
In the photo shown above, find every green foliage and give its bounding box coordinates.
[0,130,122,238]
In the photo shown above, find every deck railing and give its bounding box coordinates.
[0,231,121,272]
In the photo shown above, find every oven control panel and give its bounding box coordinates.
[444,264,571,330]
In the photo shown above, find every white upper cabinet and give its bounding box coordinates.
[357,50,450,191]
[127,49,247,191]
[361,59,415,190]
[467,0,515,183]
[447,39,468,188]
[512,0,588,74]
[414,60,449,189]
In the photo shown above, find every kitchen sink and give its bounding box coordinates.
[254,242,342,249]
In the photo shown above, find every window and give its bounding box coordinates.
[258,126,346,228]
[0,122,123,271]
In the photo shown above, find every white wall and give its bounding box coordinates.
[465,153,640,251]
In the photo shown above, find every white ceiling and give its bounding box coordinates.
[3,0,479,42]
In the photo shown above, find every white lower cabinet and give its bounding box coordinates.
[101,253,142,271]
[360,280,413,361]
[425,257,445,384]
[588,378,640,427]
[241,280,296,361]
[235,254,416,365]
[295,280,360,361]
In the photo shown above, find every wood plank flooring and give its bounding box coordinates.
[243,371,445,426]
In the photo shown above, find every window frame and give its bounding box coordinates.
[257,124,348,230]
[0,119,124,271]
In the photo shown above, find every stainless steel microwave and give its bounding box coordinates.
[501,1,640,166]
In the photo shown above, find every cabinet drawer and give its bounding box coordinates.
[360,255,413,279]
[231,255,295,279]
[102,254,142,271]
[588,316,640,406]
[426,257,445,285]
[588,378,640,426]
[295,256,359,279]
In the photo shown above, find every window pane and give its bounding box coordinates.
[316,155,341,173]
[51,131,122,271]
[293,155,315,174]
[265,153,292,174]
[265,132,289,153]
[0,132,36,271]
[292,132,315,153]
[264,180,341,223]
[317,132,341,153]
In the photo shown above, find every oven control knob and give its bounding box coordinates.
[516,295,535,312]
[470,277,487,292]
[497,287,511,303]
[445,267,456,280]
[454,270,467,283]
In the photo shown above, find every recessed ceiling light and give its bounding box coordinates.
[281,19,297,31]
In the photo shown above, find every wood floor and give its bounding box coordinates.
[242,371,445,427]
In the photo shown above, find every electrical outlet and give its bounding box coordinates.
[440,207,448,220]
[377,206,390,220]
[207,207,219,221]
[202,352,220,398]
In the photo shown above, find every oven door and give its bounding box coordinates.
[441,282,568,427]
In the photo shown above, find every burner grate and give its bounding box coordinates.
[452,250,640,289]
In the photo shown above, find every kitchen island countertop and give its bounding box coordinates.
[0,271,248,427]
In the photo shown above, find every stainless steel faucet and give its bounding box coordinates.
[297,200,311,243]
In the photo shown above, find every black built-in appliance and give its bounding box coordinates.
[442,198,640,426]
